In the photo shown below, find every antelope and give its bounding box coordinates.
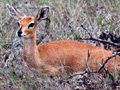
[6,4,120,76]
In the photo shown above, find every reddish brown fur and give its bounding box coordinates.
[36,40,120,75]
[19,16,37,36]
[7,6,120,76]
[17,16,120,76]
[22,29,120,76]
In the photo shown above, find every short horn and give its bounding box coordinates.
[6,4,26,19]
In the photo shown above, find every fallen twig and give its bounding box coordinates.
[67,70,88,79]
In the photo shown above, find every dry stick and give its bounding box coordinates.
[67,70,88,79]
[85,50,92,72]
[67,51,90,79]
[67,50,95,79]
[81,25,92,37]
[97,51,119,87]
[97,61,118,87]
[80,37,120,47]
[86,50,90,62]
[67,69,97,79]
[80,25,120,47]
[97,52,119,72]
[104,69,118,87]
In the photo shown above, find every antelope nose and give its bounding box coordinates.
[17,27,22,37]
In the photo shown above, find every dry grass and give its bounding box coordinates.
[0,0,120,89]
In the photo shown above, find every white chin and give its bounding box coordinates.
[21,34,26,37]
[18,35,26,38]
[23,35,31,38]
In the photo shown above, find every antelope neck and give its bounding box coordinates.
[23,33,38,67]
[22,32,48,71]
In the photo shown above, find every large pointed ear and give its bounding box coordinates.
[36,7,49,22]
[6,4,26,20]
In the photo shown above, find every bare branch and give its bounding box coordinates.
[97,52,119,72]
[80,37,120,47]
[81,25,92,37]
[67,70,88,79]
[80,25,120,47]
[85,50,92,72]
[87,50,90,62]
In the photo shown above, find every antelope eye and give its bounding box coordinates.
[28,23,34,29]
[17,22,20,27]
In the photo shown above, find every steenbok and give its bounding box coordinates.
[6,4,120,76]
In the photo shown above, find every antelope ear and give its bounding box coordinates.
[6,4,25,20]
[36,7,49,22]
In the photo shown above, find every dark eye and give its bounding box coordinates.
[17,22,20,27]
[28,23,34,29]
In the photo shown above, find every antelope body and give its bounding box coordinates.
[6,4,120,76]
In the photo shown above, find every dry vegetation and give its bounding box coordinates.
[0,0,120,90]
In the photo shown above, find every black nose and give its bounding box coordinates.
[17,27,22,37]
